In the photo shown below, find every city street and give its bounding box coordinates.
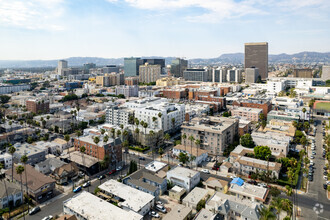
[297,120,330,220]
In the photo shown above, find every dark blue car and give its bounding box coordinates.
[73,186,82,193]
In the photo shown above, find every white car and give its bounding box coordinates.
[326,181,330,185]
[149,211,160,218]
[41,215,53,220]
[310,155,315,159]
[323,176,328,180]
[156,201,164,206]
[201,169,210,174]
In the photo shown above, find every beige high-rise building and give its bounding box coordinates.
[244,42,268,80]
[58,60,68,75]
[96,73,124,87]
[321,66,330,80]
[139,63,161,83]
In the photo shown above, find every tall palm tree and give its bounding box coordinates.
[8,146,16,182]
[80,146,88,190]
[111,128,115,138]
[116,130,121,138]
[20,154,29,212]
[271,197,282,220]
[258,206,276,220]
[149,130,155,160]
[135,128,140,144]
[143,123,148,135]
[94,136,101,172]
[188,135,195,168]
[100,129,105,135]
[0,163,11,217]
[158,112,162,118]
[16,165,25,220]
[182,133,187,152]
[195,139,201,170]
[120,124,124,141]
[152,117,157,129]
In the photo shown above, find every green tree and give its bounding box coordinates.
[254,146,271,160]
[128,160,138,174]
[271,197,282,220]
[196,199,206,212]
[240,133,255,148]
[16,165,25,220]
[188,135,195,167]
[20,155,30,212]
[182,133,187,152]
[259,113,265,121]
[178,152,190,165]
[8,146,16,182]
[195,139,201,169]
[258,206,276,220]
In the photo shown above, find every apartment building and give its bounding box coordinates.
[0,180,22,209]
[106,105,134,126]
[230,106,262,122]
[139,63,161,83]
[0,153,12,169]
[125,76,139,85]
[115,85,139,98]
[156,77,184,87]
[96,73,124,87]
[26,99,50,114]
[162,88,188,100]
[232,98,272,117]
[73,135,122,162]
[181,116,239,156]
[123,97,185,132]
[251,131,291,156]
[267,110,300,122]
[166,167,200,192]
[183,68,212,82]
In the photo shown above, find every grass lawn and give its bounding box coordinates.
[315,102,330,111]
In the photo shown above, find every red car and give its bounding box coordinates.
[108,169,116,175]
[212,166,219,171]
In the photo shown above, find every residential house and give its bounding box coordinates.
[166,167,200,192]
[0,180,23,208]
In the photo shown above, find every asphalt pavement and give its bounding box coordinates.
[297,120,330,220]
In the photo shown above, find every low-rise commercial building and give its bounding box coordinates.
[63,191,143,220]
[230,106,262,122]
[233,98,272,117]
[98,179,155,216]
[156,77,184,87]
[267,110,300,122]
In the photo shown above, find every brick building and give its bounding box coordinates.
[162,88,188,100]
[73,135,122,163]
[26,99,50,114]
[232,99,271,117]
[125,76,139,86]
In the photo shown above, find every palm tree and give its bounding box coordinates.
[80,146,87,190]
[149,130,155,160]
[182,133,187,151]
[16,165,25,220]
[271,197,282,220]
[195,139,201,170]
[188,135,195,168]
[94,136,101,173]
[119,124,124,140]
[100,129,105,135]
[258,206,276,220]
[0,163,11,217]
[116,130,121,138]
[8,146,16,182]
[135,128,140,144]
[152,116,157,128]
[111,128,115,138]
[143,122,148,135]
[20,154,30,212]
[158,112,162,118]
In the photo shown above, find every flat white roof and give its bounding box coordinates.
[63,191,143,220]
[99,180,154,213]
[229,183,268,201]
[167,167,199,179]
[145,160,167,173]
[182,187,208,206]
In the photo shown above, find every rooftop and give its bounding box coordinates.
[162,204,192,220]
[144,161,167,173]
[60,151,98,168]
[167,166,200,179]
[174,145,208,157]
[5,164,55,191]
[182,187,209,206]
[98,179,155,213]
[63,191,143,220]
[229,182,268,202]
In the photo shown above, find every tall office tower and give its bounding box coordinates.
[183,68,212,82]
[102,65,120,74]
[83,63,96,71]
[124,57,143,77]
[244,42,268,80]
[322,66,330,80]
[142,59,165,69]
[139,63,161,83]
[171,58,188,77]
[58,60,68,75]
[245,67,260,84]
[293,68,313,78]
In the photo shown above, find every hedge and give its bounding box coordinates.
[128,146,150,152]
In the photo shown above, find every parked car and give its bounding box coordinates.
[310,155,315,159]
[312,151,316,155]
[156,201,164,206]
[323,171,328,175]
[116,166,122,171]
[139,157,145,160]
[83,181,91,188]
[41,215,53,220]
[247,180,257,185]
[201,169,210,174]
[324,184,328,190]
[258,183,267,188]
[98,175,105,180]
[308,176,313,181]
[149,211,160,218]
[108,169,116,175]
[323,176,328,180]
[156,205,167,213]
[73,186,82,193]
[212,166,219,171]
[29,206,41,215]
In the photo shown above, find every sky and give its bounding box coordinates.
[0,0,329,60]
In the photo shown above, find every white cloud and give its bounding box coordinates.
[0,0,65,30]
[111,0,330,23]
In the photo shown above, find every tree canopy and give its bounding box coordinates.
[254,145,272,160]
[240,133,255,148]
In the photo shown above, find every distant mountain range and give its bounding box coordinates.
[0,52,329,68]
